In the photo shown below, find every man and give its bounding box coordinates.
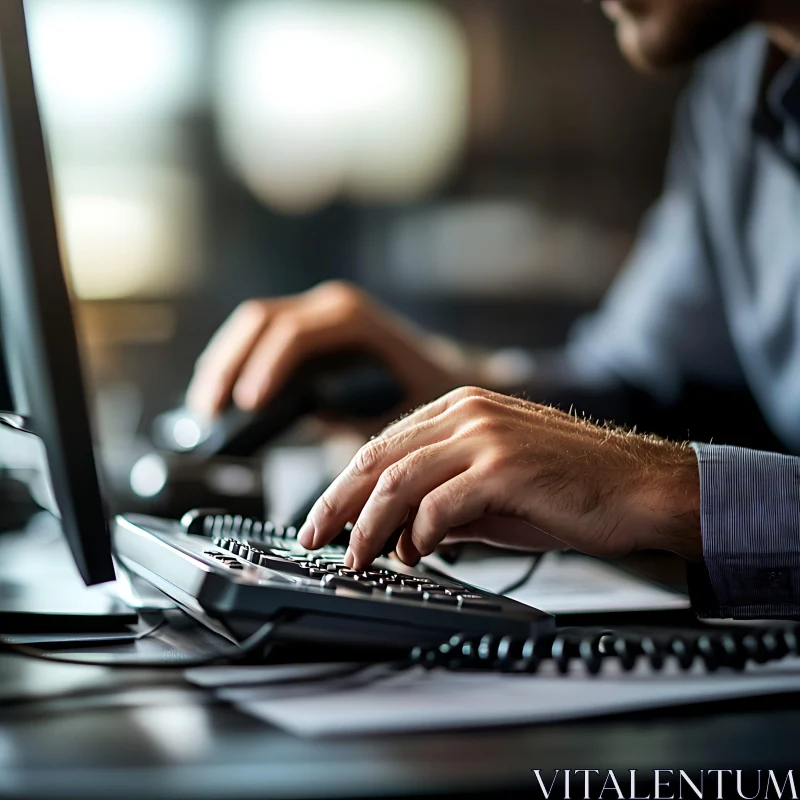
[188,0,800,619]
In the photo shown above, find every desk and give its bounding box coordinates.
[1,525,799,799]
[2,643,800,799]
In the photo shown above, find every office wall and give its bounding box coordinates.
[28,0,686,436]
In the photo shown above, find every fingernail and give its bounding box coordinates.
[344,548,354,568]
[233,381,262,411]
[298,520,315,549]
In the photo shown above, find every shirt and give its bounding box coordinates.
[534,27,800,618]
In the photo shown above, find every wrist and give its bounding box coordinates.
[637,445,703,561]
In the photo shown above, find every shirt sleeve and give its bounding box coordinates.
[689,443,800,619]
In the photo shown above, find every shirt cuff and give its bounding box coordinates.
[690,443,800,619]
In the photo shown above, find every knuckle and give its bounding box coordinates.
[418,495,444,531]
[314,492,338,521]
[347,523,370,550]
[353,441,383,477]
[446,385,487,404]
[465,415,504,437]
[376,463,405,498]
[236,299,270,325]
[452,393,494,416]
[480,450,510,473]
[452,396,504,432]
[272,313,304,345]
[461,394,497,414]
[315,280,364,313]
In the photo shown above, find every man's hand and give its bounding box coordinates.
[186,281,481,421]
[297,387,702,568]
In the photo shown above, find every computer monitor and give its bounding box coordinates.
[0,0,115,586]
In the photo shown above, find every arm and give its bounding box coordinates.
[297,75,800,619]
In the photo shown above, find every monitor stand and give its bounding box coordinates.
[0,513,137,634]
[0,418,136,633]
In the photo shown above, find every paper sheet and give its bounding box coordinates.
[228,658,800,738]
[185,662,366,689]
[424,551,690,614]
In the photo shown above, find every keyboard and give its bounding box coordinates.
[114,510,554,656]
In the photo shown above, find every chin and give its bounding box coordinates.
[615,17,683,71]
[615,19,661,71]
[608,0,756,72]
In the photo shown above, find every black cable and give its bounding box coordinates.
[410,623,800,676]
[497,555,543,596]
[2,611,293,670]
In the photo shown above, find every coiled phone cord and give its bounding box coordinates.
[410,624,800,675]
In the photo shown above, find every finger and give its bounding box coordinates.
[232,314,316,411]
[344,443,470,569]
[187,302,275,417]
[299,413,465,550]
[410,469,498,557]
[232,299,367,410]
[396,523,421,567]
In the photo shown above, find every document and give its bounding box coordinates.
[185,662,366,688]
[224,658,800,738]
[424,550,690,614]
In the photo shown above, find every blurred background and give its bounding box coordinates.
[25,0,686,474]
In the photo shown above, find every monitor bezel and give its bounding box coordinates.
[0,0,115,585]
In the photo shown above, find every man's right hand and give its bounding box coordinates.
[186,281,483,425]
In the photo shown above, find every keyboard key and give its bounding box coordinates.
[306,569,328,579]
[255,555,308,575]
[422,592,458,605]
[385,586,425,601]
[321,575,373,594]
[457,598,503,612]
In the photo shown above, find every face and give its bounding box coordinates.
[599,0,758,70]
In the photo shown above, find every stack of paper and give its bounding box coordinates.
[424,551,690,614]
[186,657,800,738]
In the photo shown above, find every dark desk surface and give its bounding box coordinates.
[4,646,800,799]
[2,527,799,799]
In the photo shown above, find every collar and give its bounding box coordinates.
[767,58,800,154]
[746,31,800,160]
